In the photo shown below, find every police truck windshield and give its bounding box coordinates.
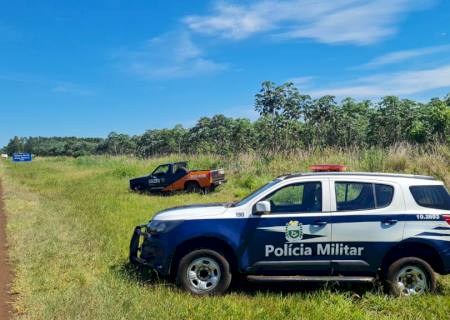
[235,179,283,207]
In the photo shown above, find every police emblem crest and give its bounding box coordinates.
[285,220,303,242]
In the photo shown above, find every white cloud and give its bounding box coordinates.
[114,31,227,80]
[308,64,450,98]
[184,0,430,45]
[288,76,315,87]
[360,44,450,68]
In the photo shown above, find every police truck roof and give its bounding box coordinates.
[276,164,436,180]
[282,171,436,181]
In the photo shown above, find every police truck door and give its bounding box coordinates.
[245,179,332,275]
[330,179,405,274]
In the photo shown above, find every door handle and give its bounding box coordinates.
[382,219,398,225]
[312,220,328,226]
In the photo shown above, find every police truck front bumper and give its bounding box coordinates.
[129,224,171,276]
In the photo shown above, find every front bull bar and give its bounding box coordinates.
[129,224,149,266]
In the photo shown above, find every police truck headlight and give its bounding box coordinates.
[147,220,167,235]
[147,220,183,235]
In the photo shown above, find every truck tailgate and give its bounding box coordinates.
[211,169,225,183]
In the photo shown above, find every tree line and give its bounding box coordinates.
[3,81,450,157]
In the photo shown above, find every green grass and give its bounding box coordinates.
[1,146,450,319]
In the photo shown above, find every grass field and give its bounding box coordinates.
[1,145,450,319]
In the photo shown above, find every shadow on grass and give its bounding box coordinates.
[112,262,161,284]
[129,189,198,197]
[129,189,170,197]
[113,261,382,296]
[231,277,449,297]
[230,278,380,297]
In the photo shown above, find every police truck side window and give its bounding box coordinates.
[336,182,375,211]
[265,182,322,213]
[375,184,394,208]
[336,182,394,211]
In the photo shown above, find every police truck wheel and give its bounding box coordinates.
[386,257,436,296]
[176,249,232,295]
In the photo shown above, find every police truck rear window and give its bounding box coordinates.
[410,185,450,210]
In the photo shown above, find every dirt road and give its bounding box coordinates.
[0,180,13,319]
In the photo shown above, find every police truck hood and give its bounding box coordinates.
[153,203,232,221]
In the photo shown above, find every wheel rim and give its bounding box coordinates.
[187,257,221,292]
[395,265,428,296]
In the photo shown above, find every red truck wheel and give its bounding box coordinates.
[185,181,202,193]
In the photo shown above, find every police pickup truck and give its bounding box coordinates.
[130,166,450,296]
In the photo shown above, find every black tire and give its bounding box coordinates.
[385,257,436,296]
[185,181,201,193]
[176,249,232,295]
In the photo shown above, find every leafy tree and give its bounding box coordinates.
[303,95,338,148]
[136,125,187,157]
[187,115,236,155]
[368,97,417,146]
[5,136,25,155]
[230,118,257,154]
[97,132,136,155]
[255,81,309,153]
[334,98,371,148]
[425,98,450,143]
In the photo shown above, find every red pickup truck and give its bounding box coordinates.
[129,161,225,193]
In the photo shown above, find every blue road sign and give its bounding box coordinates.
[12,153,32,162]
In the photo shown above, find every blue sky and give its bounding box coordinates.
[1,0,450,146]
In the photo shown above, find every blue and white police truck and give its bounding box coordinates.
[130,165,450,296]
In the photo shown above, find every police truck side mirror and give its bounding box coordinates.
[255,201,271,215]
